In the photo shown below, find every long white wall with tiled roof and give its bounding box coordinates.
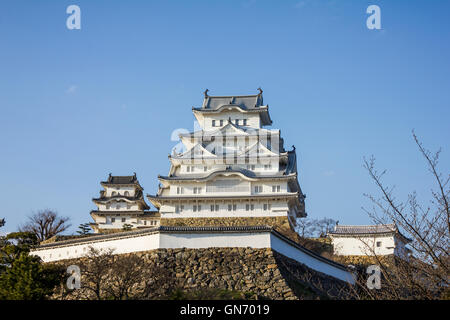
[31,228,355,284]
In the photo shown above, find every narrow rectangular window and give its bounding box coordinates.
[246,204,249,211]
[198,205,201,211]
[233,204,237,211]
[220,120,223,126]
[263,204,268,211]
[204,166,207,172]
[243,119,247,126]
[251,204,254,211]
[193,205,197,212]
[228,204,232,211]
[235,119,239,125]
[122,218,126,222]
[111,218,115,223]
[272,186,276,192]
[212,120,216,127]
[277,185,281,192]
[210,204,215,212]
[215,204,219,211]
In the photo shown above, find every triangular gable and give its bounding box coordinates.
[238,141,279,157]
[176,143,217,158]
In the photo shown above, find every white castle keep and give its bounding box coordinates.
[147,89,306,228]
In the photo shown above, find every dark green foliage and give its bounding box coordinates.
[77,223,92,235]
[0,231,64,300]
[122,224,133,231]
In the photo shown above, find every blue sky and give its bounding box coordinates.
[0,0,449,234]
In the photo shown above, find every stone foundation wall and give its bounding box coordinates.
[160,216,301,243]
[56,247,349,300]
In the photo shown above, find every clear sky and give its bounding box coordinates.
[0,0,449,234]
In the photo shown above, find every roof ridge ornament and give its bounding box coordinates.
[203,89,209,98]
[257,87,263,95]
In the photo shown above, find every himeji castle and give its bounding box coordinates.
[147,89,306,233]
[31,89,356,284]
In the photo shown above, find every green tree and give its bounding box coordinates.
[122,224,133,231]
[77,223,92,235]
[0,231,64,300]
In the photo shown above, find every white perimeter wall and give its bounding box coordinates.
[331,235,396,256]
[270,234,355,283]
[32,231,354,284]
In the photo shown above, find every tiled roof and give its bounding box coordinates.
[201,94,263,110]
[101,173,138,185]
[330,224,397,235]
[158,168,296,182]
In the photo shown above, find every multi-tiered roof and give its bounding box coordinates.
[90,173,159,233]
[147,89,306,229]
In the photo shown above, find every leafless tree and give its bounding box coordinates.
[20,210,71,242]
[60,247,173,300]
[351,131,449,299]
[296,218,317,237]
[296,217,337,238]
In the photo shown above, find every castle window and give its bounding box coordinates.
[235,119,239,125]
[122,218,126,222]
[264,164,272,170]
[144,221,147,225]
[254,185,262,193]
[220,120,223,126]
[272,185,281,192]
[193,205,201,212]
[124,191,130,196]
[243,119,247,126]
[175,205,184,213]
[376,241,382,247]
[111,218,115,223]
[177,187,184,194]
[212,120,216,127]
[193,187,202,194]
